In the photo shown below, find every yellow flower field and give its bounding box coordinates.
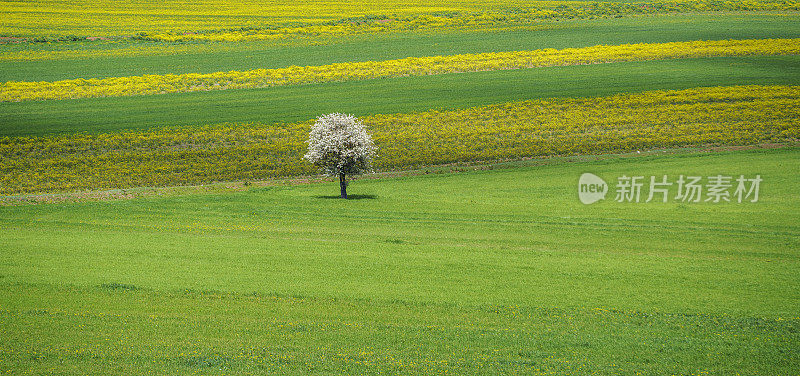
[2,38,798,102]
[1,0,796,40]
[0,0,533,37]
[1,85,797,195]
[147,1,800,42]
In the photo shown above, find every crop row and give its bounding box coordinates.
[0,0,530,38]
[3,0,796,41]
[0,42,247,62]
[1,85,797,195]
[2,38,798,102]
[140,0,800,42]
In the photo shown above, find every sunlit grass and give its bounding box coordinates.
[1,148,798,374]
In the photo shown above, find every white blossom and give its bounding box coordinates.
[303,113,376,177]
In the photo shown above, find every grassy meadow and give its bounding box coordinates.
[2,148,799,374]
[1,0,799,374]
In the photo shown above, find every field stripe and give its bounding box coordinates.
[3,56,797,137]
[1,85,797,195]
[3,0,797,40]
[3,13,798,82]
[2,38,798,102]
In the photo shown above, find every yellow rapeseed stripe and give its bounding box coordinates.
[1,85,797,195]
[2,0,795,39]
[147,1,800,43]
[0,0,533,37]
[2,39,799,102]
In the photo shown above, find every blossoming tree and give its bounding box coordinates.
[303,113,376,199]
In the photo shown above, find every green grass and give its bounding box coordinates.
[1,147,798,374]
[2,55,800,137]
[2,7,798,373]
[2,13,799,82]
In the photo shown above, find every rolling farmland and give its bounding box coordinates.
[1,0,798,374]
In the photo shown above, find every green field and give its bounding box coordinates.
[3,56,800,136]
[2,0,799,373]
[2,13,800,82]
[2,148,799,374]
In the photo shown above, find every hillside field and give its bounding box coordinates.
[1,0,799,374]
[2,148,799,374]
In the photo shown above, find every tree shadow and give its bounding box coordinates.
[313,194,377,200]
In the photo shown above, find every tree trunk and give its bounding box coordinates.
[339,173,347,199]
